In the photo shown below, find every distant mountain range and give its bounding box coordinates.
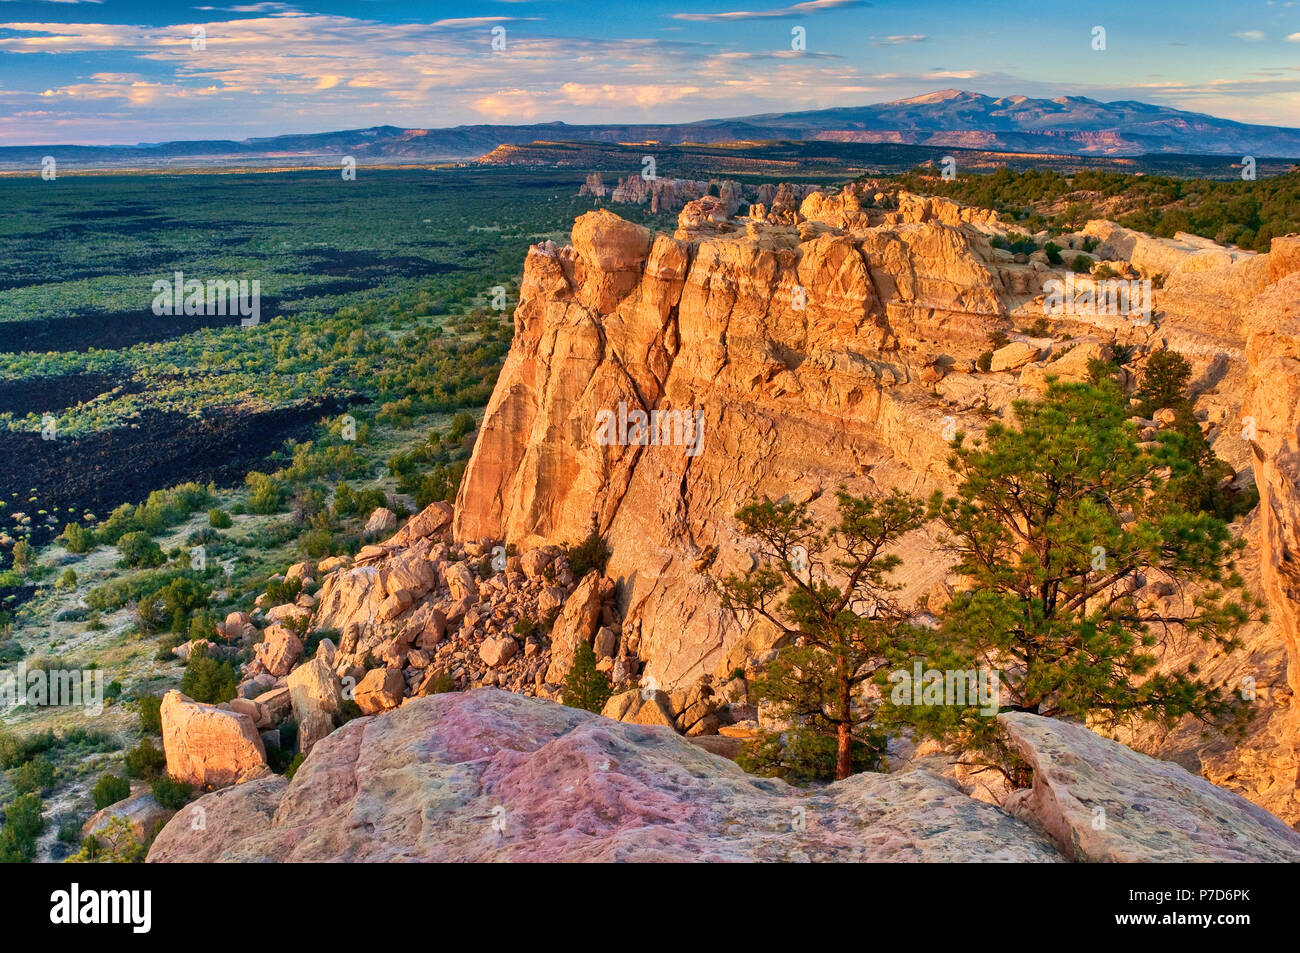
[4,90,1299,171]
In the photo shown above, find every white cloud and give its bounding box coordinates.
[1232,30,1265,41]
[672,0,867,22]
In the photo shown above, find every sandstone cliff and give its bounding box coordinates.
[447,191,1300,822]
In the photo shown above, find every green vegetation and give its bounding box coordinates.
[12,756,56,795]
[895,166,1300,251]
[123,738,167,781]
[1135,348,1192,416]
[566,526,612,580]
[115,531,165,569]
[897,379,1258,775]
[562,641,613,713]
[180,644,238,704]
[718,489,926,781]
[91,774,131,811]
[0,793,45,862]
[1135,350,1257,521]
[150,775,193,810]
[67,815,146,864]
[138,695,163,734]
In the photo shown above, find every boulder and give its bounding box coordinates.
[354,667,405,714]
[237,673,277,700]
[388,500,454,547]
[264,603,310,627]
[989,341,1042,372]
[285,561,315,583]
[407,604,448,651]
[544,571,607,684]
[593,625,618,659]
[147,689,1062,862]
[479,635,519,668]
[520,548,552,580]
[221,611,253,641]
[385,553,437,598]
[999,712,1300,862]
[81,786,174,844]
[443,561,478,603]
[254,624,303,678]
[298,713,336,758]
[160,690,269,789]
[601,688,676,729]
[378,588,414,621]
[365,507,398,536]
[173,638,211,663]
[227,697,266,728]
[537,586,566,617]
[285,649,343,734]
[252,686,293,726]
[317,555,351,574]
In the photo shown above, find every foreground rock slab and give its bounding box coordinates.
[149,689,1061,862]
[1000,712,1300,862]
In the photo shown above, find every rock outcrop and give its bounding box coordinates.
[443,194,1300,826]
[1244,272,1300,699]
[81,784,174,844]
[170,194,1299,832]
[147,689,1300,863]
[160,691,270,789]
[1000,712,1300,862]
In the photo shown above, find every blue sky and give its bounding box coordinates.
[1,0,1298,145]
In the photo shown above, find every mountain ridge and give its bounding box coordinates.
[4,90,1299,170]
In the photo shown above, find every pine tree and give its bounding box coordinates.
[903,378,1259,775]
[718,489,926,781]
[562,641,612,713]
[1136,348,1192,416]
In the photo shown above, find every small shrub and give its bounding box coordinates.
[116,531,165,569]
[91,773,131,811]
[150,775,193,810]
[561,641,612,714]
[264,577,303,605]
[124,738,166,780]
[137,696,163,733]
[0,793,45,862]
[180,648,238,704]
[58,522,95,554]
[68,815,146,864]
[12,756,56,795]
[566,527,611,579]
[208,508,233,529]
